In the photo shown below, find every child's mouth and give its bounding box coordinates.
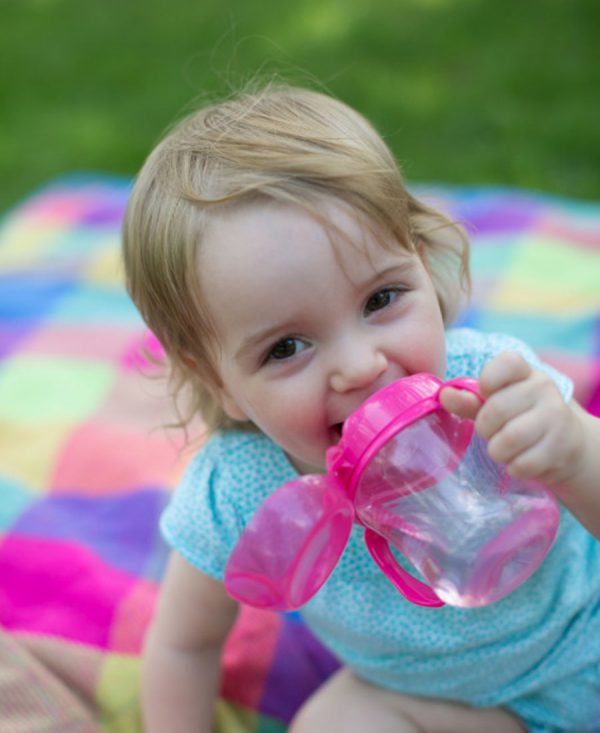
[331,423,343,443]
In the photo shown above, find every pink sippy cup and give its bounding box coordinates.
[224,374,559,610]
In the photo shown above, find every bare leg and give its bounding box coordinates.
[289,668,526,733]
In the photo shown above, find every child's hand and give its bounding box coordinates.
[440,352,584,488]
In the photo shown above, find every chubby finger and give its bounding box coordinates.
[479,351,532,399]
[501,431,563,482]
[475,369,561,441]
[485,409,544,467]
[439,386,482,421]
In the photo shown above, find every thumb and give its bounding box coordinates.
[439,386,482,421]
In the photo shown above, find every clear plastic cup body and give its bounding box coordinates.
[225,375,560,611]
[354,413,559,607]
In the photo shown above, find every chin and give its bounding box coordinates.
[286,451,327,476]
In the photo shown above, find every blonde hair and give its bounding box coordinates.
[122,82,470,434]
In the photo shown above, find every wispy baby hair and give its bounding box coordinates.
[122,81,470,434]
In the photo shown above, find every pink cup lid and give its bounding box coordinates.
[225,473,353,610]
[326,373,475,500]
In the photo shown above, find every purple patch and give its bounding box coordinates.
[0,323,36,358]
[11,489,169,581]
[464,200,540,235]
[80,201,127,226]
[588,321,600,417]
[261,613,339,722]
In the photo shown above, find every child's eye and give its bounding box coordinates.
[266,337,307,362]
[364,288,402,315]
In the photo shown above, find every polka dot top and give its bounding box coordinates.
[161,329,600,708]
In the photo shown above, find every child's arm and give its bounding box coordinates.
[142,551,239,732]
[440,351,600,540]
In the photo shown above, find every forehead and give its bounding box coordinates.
[198,199,412,288]
[195,200,420,351]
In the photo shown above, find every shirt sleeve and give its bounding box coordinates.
[159,430,296,580]
[445,328,574,403]
[159,435,239,579]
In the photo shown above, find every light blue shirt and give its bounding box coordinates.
[161,329,600,731]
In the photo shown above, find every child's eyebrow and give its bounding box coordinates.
[366,261,417,282]
[343,260,418,291]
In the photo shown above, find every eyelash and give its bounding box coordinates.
[363,287,405,315]
[263,337,308,363]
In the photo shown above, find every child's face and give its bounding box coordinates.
[198,201,446,473]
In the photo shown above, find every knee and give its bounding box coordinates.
[289,689,422,733]
[288,695,325,733]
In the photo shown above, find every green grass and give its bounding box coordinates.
[1,0,598,211]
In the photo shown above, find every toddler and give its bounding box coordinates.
[122,83,600,733]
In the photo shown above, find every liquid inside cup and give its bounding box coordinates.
[354,414,558,607]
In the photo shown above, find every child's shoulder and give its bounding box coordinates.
[183,428,296,499]
[160,429,297,577]
[192,427,288,468]
[445,327,573,401]
[445,327,535,371]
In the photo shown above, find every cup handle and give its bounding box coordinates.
[363,529,444,607]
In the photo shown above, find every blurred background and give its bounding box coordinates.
[1,0,598,212]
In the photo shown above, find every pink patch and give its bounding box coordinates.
[121,330,165,372]
[109,579,158,654]
[20,324,142,362]
[24,191,95,223]
[221,605,281,709]
[538,216,600,249]
[50,421,183,494]
[0,535,137,650]
[585,369,600,418]
[539,350,595,406]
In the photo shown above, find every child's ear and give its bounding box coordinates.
[415,239,431,270]
[182,353,198,370]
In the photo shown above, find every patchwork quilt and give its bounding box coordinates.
[0,175,598,731]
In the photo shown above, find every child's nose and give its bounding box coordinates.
[329,345,388,394]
